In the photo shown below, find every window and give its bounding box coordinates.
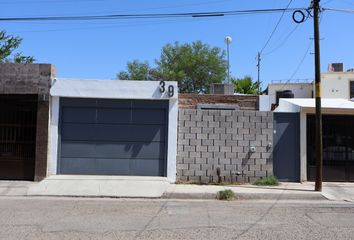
[350,81,354,99]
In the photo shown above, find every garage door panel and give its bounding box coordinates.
[61,98,97,107]
[61,142,165,159]
[132,109,166,124]
[97,99,132,108]
[61,123,165,142]
[60,158,97,175]
[62,107,96,123]
[97,109,131,124]
[130,159,162,176]
[94,158,130,175]
[132,100,168,109]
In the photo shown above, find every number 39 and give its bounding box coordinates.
[159,81,174,97]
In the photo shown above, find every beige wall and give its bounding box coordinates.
[320,72,354,99]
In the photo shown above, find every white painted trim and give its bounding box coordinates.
[48,80,178,182]
[300,112,307,182]
[48,96,59,176]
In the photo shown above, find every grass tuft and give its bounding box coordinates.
[253,176,279,186]
[217,189,235,200]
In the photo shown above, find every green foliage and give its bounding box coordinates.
[231,76,260,95]
[117,60,158,80]
[253,176,279,186]
[156,41,227,93]
[0,30,34,64]
[117,41,227,93]
[217,189,235,200]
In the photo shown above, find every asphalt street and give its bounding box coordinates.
[1,197,354,240]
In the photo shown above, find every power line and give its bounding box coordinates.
[259,0,293,54]
[0,7,307,22]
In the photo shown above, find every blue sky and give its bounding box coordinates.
[2,0,354,89]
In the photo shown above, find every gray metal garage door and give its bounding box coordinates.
[58,98,168,176]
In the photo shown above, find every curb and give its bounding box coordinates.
[162,192,327,201]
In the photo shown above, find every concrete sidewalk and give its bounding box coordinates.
[27,175,170,198]
[1,178,353,201]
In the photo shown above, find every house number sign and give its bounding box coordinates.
[159,81,174,97]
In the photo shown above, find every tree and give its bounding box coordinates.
[156,41,227,93]
[117,41,227,93]
[232,76,260,95]
[117,60,158,80]
[0,30,35,64]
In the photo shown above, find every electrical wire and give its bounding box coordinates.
[0,7,307,22]
[323,8,354,13]
[259,0,293,54]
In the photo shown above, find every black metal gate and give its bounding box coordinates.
[0,95,37,180]
[307,115,354,182]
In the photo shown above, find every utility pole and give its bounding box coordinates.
[257,52,261,94]
[313,0,323,192]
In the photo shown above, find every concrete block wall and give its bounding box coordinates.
[177,109,273,183]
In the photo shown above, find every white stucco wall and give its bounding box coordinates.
[268,83,313,109]
[48,79,178,182]
[320,72,354,99]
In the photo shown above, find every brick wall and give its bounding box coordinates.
[177,109,273,183]
[179,94,258,110]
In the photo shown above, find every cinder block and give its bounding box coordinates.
[214,152,225,158]
[232,121,243,128]
[249,128,262,135]
[238,140,249,147]
[202,115,214,121]
[226,128,237,134]
[214,128,226,134]
[231,146,243,153]
[185,121,196,127]
[225,151,237,158]
[219,158,231,165]
[202,127,214,134]
[220,111,232,116]
[244,134,256,141]
[190,127,202,134]
[196,146,208,152]
[182,169,195,176]
[176,156,184,164]
[220,146,232,152]
[231,158,242,165]
[232,134,243,141]
[208,121,220,127]
[256,111,268,117]
[190,152,201,158]
[244,122,256,128]
[225,164,236,171]
[262,116,273,122]
[208,145,219,152]
[179,114,190,121]
[183,157,195,164]
[255,122,267,129]
[200,110,209,115]
[226,115,237,122]
[250,140,262,147]
[190,139,202,146]
[189,164,201,171]
[214,140,226,146]
[208,134,220,140]
[238,128,250,135]
[256,135,267,141]
[220,121,232,128]
[178,139,189,145]
[185,133,196,139]
[177,163,189,170]
[201,152,213,158]
[184,146,195,152]
[220,133,232,140]
[195,170,207,177]
[244,111,256,117]
[191,114,202,121]
[238,116,249,122]
[214,115,226,122]
[201,164,214,170]
[208,110,220,116]
[207,158,219,164]
[255,171,267,177]
[195,157,207,164]
[197,121,208,127]
[250,164,261,171]
[184,109,197,115]
[202,139,213,146]
[178,127,190,133]
[250,116,262,123]
[196,133,208,140]
[178,151,189,157]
